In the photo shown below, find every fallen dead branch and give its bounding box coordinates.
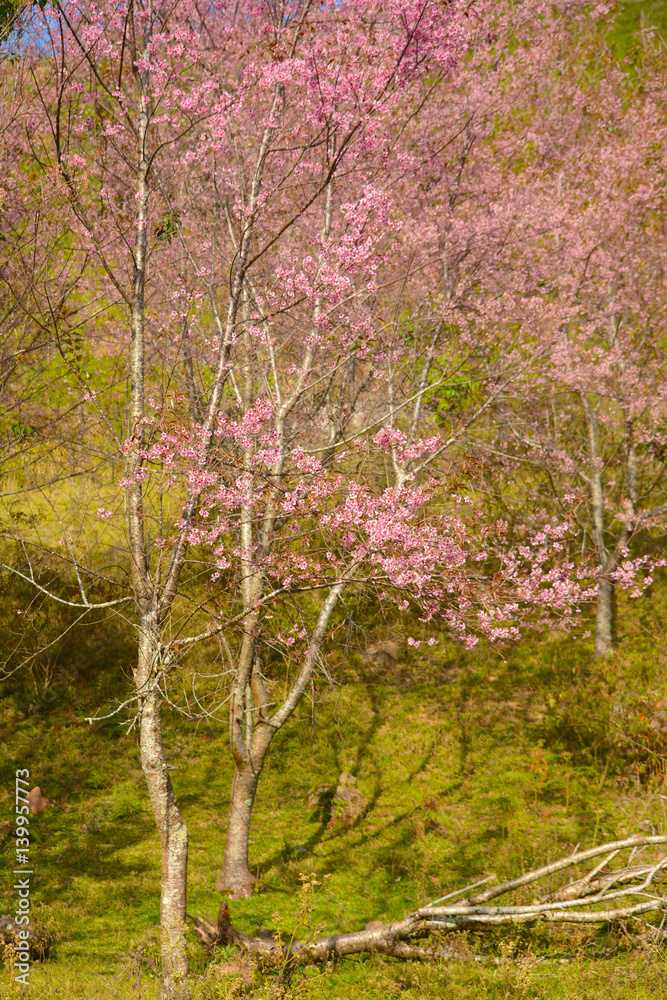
[190,835,667,965]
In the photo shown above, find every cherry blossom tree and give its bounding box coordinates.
[1,0,613,994]
[464,10,667,656]
[381,0,667,657]
[2,2,479,993]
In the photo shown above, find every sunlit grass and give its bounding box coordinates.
[2,597,667,997]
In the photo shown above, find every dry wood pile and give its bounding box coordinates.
[190,835,667,965]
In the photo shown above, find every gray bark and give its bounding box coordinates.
[125,28,189,995]
[594,577,615,658]
[216,760,262,899]
[582,394,615,658]
[136,630,189,998]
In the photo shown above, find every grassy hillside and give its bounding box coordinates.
[2,587,667,998]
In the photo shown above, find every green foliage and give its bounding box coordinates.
[155,211,182,244]
[614,1,667,61]
[0,0,18,40]
[0,0,47,43]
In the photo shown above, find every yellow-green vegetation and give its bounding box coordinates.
[1,582,667,998]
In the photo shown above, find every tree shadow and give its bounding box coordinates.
[250,674,386,879]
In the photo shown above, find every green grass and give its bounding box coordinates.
[2,595,667,998]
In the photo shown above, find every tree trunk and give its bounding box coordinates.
[582,394,615,660]
[216,583,346,899]
[216,760,262,899]
[594,576,615,658]
[137,632,189,999]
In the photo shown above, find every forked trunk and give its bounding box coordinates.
[594,577,615,658]
[137,633,189,999]
[216,583,346,899]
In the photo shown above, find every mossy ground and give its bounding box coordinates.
[2,594,667,998]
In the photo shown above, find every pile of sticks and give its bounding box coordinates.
[190,835,667,964]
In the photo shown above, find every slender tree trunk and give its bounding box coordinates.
[594,577,615,658]
[582,393,615,659]
[216,758,263,898]
[592,415,636,659]
[216,647,271,899]
[122,21,191,996]
[136,628,189,999]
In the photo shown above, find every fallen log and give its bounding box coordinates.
[190,834,667,966]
